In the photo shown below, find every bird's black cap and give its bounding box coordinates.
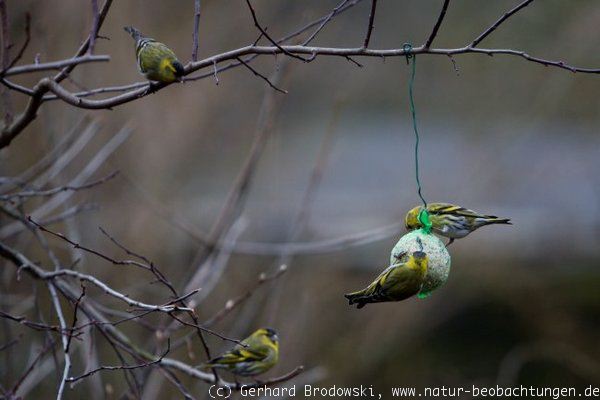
[412,251,427,259]
[173,61,185,77]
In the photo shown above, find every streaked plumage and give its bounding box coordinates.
[345,251,428,308]
[124,26,184,83]
[405,202,511,245]
[203,328,279,377]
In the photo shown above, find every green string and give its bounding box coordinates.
[403,43,431,234]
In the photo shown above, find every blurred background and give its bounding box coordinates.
[1,0,599,398]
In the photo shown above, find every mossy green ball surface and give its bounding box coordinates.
[390,230,451,297]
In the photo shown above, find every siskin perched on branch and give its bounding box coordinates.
[203,328,279,377]
[124,26,184,83]
[405,203,511,246]
[345,251,428,309]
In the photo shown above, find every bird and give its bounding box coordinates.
[405,202,511,246]
[124,26,184,83]
[203,328,279,377]
[345,251,428,309]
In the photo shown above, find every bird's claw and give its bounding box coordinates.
[142,82,159,96]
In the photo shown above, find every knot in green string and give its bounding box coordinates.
[418,208,432,234]
[402,43,413,64]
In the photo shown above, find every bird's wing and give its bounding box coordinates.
[429,203,488,218]
[382,264,422,295]
[362,264,398,297]
[138,42,178,74]
[208,344,268,366]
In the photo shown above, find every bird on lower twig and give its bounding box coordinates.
[124,26,184,83]
[345,251,428,308]
[202,328,279,377]
[405,203,512,246]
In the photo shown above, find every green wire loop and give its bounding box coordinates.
[418,208,432,234]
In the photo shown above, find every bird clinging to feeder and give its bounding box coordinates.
[345,251,429,308]
[405,202,512,246]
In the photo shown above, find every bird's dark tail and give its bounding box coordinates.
[344,293,366,309]
[124,26,143,42]
[485,217,512,225]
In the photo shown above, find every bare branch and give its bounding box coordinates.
[1,0,598,151]
[424,0,450,49]
[88,0,100,54]
[0,0,13,124]
[49,282,71,400]
[53,0,114,83]
[0,170,118,201]
[158,356,305,390]
[0,310,78,335]
[471,0,535,48]
[0,240,194,313]
[2,54,110,77]
[27,216,153,272]
[244,0,308,62]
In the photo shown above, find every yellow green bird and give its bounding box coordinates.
[405,202,511,246]
[124,26,184,83]
[345,251,428,309]
[203,328,279,377]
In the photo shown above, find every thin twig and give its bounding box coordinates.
[9,339,56,396]
[0,13,30,78]
[166,314,244,346]
[0,0,13,124]
[48,283,71,400]
[203,265,287,327]
[211,59,219,84]
[236,57,288,94]
[66,339,171,385]
[471,0,535,47]
[64,285,86,354]
[303,0,352,46]
[88,0,100,54]
[0,310,80,335]
[0,170,118,200]
[158,356,305,390]
[2,54,110,77]
[53,0,114,83]
[362,0,378,48]
[27,216,153,272]
[244,0,308,62]
[0,240,193,313]
[192,0,201,61]
[424,0,450,49]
